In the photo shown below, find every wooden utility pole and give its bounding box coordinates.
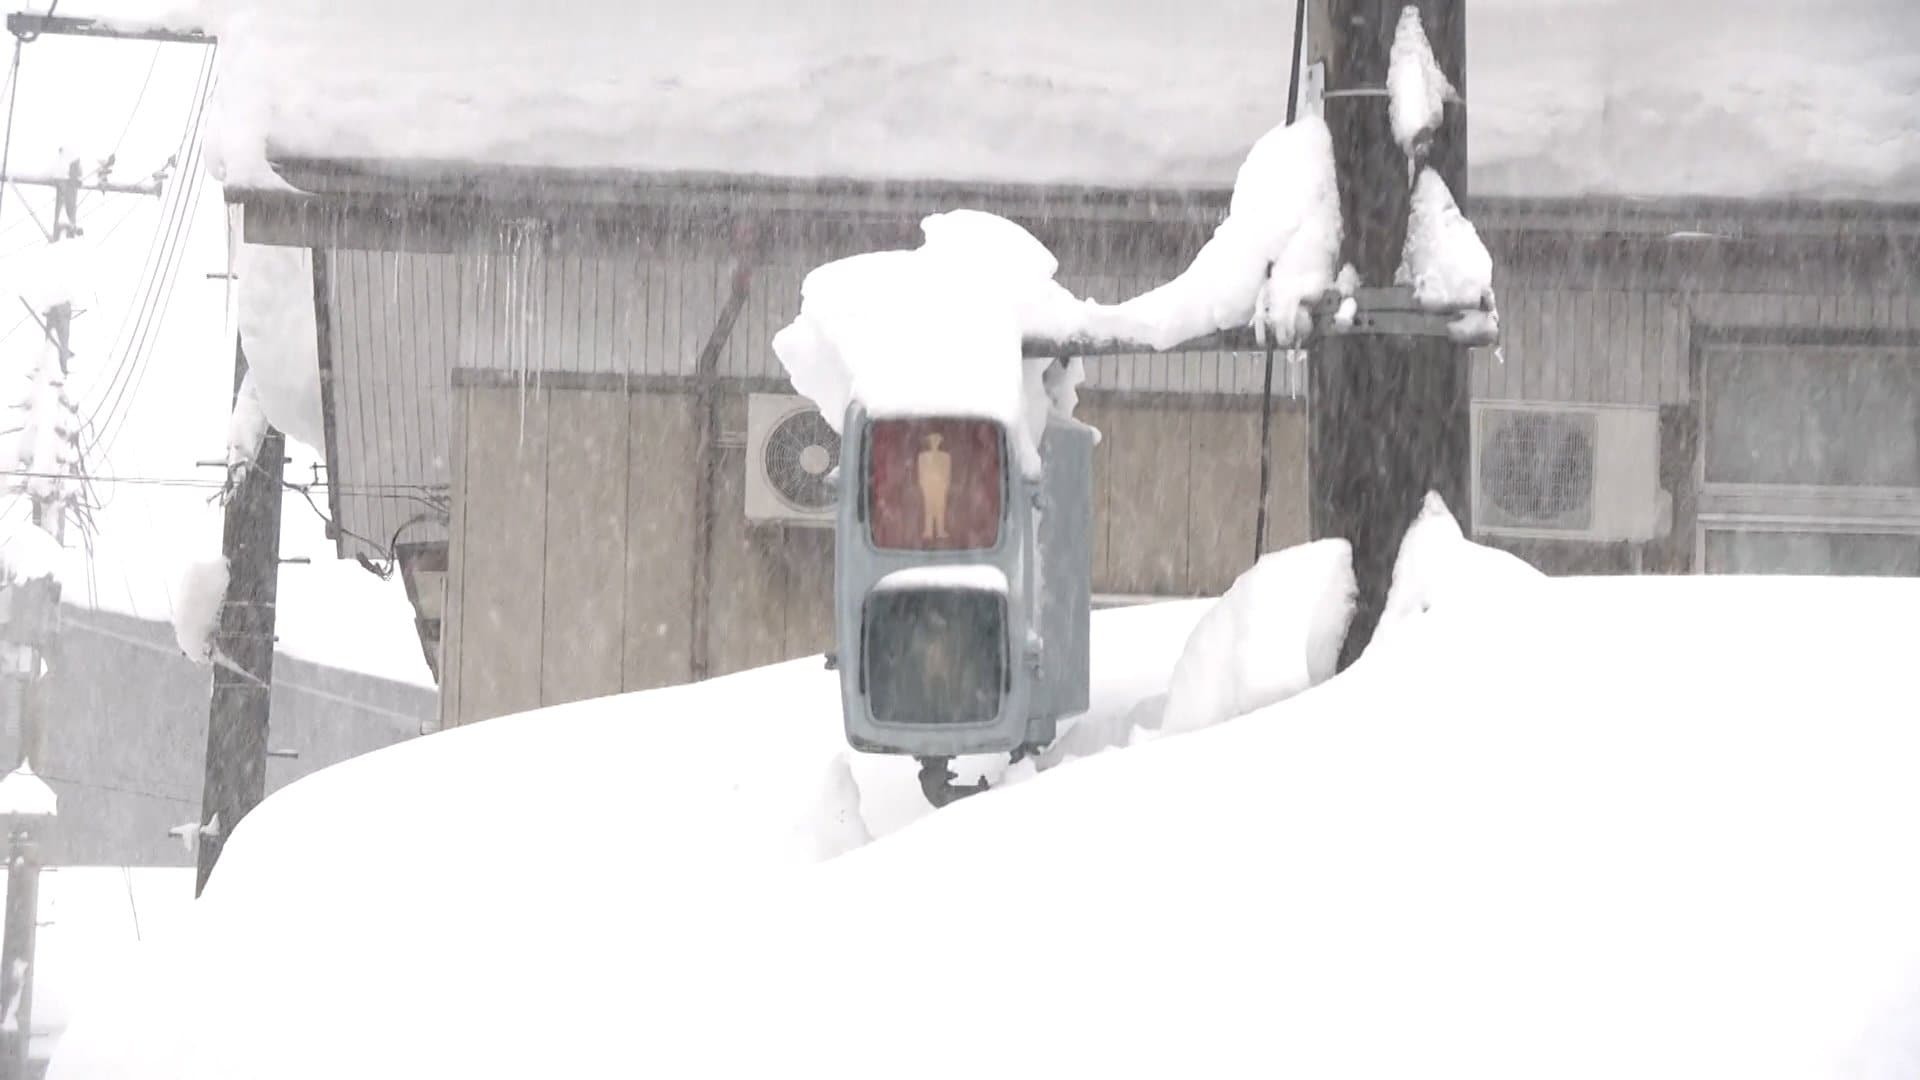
[196,344,285,896]
[1308,0,1470,667]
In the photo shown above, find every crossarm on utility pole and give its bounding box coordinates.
[0,173,164,196]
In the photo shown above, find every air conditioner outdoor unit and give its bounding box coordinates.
[1471,401,1670,542]
[745,393,841,526]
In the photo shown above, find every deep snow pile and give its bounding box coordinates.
[1375,491,1541,644]
[0,867,197,1063]
[1150,538,1355,739]
[51,561,1920,1079]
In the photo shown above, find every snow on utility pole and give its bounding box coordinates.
[196,343,284,896]
[1308,0,1470,667]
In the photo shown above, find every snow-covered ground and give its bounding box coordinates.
[189,0,1920,199]
[0,867,197,1064]
[46,522,1920,1079]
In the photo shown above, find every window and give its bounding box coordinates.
[1703,347,1919,489]
[1697,342,1920,578]
[1704,527,1920,576]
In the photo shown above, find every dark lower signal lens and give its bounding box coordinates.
[863,589,1006,726]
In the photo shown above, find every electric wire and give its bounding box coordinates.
[78,53,210,438]
[85,47,212,444]
[109,43,163,160]
[83,46,215,462]
[0,39,23,226]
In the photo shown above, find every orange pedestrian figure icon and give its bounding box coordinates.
[916,432,953,541]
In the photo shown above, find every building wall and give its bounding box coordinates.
[320,242,1303,563]
[1468,234,1920,574]
[316,198,1920,726]
[439,379,1308,726]
[1,607,433,867]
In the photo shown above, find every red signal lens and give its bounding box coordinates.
[866,419,1004,551]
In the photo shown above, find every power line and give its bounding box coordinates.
[36,770,196,807]
[0,38,21,226]
[85,49,210,444]
[0,466,448,501]
[83,45,214,461]
[109,42,163,159]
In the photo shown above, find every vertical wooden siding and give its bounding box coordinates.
[1471,277,1919,407]
[441,381,1309,725]
[324,242,1306,559]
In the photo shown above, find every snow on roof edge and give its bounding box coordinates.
[243,153,1920,226]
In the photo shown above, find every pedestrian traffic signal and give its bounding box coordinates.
[836,404,1091,761]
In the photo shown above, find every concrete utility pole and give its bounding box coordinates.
[0,575,55,1080]
[0,147,122,1080]
[1308,0,1470,668]
[196,345,285,896]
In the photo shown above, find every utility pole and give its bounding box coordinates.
[0,152,102,1080]
[196,344,284,895]
[0,15,221,1070]
[1307,0,1470,667]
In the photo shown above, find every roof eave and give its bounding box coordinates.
[233,154,1920,246]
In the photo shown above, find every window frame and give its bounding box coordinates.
[1691,327,1920,576]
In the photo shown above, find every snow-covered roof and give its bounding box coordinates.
[201,0,1920,201]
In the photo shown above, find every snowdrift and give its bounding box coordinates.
[51,549,1920,1078]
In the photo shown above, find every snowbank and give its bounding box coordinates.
[50,600,1208,1080]
[51,572,1920,1080]
[1152,538,1355,738]
[1374,491,1542,648]
[0,867,197,1065]
[196,0,1920,200]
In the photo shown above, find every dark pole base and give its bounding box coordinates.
[916,757,992,809]
[1309,335,1472,670]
